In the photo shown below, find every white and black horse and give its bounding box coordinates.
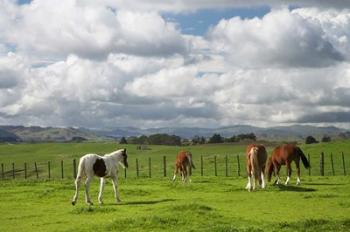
[72,148,128,206]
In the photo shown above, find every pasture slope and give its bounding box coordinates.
[0,140,350,231]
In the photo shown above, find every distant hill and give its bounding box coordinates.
[0,128,21,142]
[97,125,349,141]
[0,124,348,142]
[0,126,102,142]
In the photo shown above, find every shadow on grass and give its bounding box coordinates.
[276,184,316,192]
[115,198,176,206]
[306,183,345,186]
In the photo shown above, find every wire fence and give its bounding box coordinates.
[0,152,348,180]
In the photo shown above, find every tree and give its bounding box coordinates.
[208,133,224,143]
[119,137,128,144]
[321,135,331,143]
[305,136,318,144]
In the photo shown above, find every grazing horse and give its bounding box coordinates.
[71,148,128,206]
[267,144,310,185]
[172,151,195,182]
[245,144,268,191]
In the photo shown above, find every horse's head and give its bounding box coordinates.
[266,157,274,182]
[119,148,128,168]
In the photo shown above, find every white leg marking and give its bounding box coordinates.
[172,174,176,181]
[246,177,251,190]
[285,176,290,185]
[111,175,121,203]
[98,177,105,205]
[85,177,93,205]
[261,172,266,189]
[72,176,82,205]
[296,176,301,185]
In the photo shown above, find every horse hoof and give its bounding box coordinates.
[71,201,76,206]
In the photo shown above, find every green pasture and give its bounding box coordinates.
[0,141,350,231]
[1,176,350,231]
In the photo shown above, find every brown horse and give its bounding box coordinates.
[267,144,310,185]
[245,144,268,191]
[172,151,195,182]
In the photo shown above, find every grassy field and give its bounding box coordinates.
[0,140,349,179]
[0,141,350,231]
[1,176,350,231]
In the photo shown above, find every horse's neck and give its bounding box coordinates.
[105,151,121,163]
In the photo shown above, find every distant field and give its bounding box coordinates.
[0,140,349,179]
[1,176,350,232]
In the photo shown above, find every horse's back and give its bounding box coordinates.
[176,151,190,166]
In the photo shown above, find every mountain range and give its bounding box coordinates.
[0,124,348,142]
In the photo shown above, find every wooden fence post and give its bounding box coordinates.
[214,156,217,176]
[320,152,324,176]
[24,162,27,179]
[148,157,152,178]
[35,162,39,179]
[342,152,346,176]
[200,155,203,176]
[1,163,3,179]
[330,153,335,176]
[48,161,51,179]
[163,156,167,177]
[12,163,15,179]
[136,158,139,177]
[73,159,77,179]
[61,160,64,179]
[237,155,240,176]
[308,154,311,176]
[225,155,228,177]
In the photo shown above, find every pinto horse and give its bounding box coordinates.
[245,144,268,191]
[267,144,310,185]
[72,148,128,206]
[172,151,195,182]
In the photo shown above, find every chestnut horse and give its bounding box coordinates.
[172,151,195,182]
[267,144,310,185]
[245,144,268,191]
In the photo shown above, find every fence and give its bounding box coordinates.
[0,152,348,180]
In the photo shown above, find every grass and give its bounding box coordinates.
[0,176,350,231]
[0,141,350,231]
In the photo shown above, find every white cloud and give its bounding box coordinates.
[1,2,350,129]
[208,9,344,68]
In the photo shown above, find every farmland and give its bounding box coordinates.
[0,141,350,231]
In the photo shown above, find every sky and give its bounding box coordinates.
[1,0,350,129]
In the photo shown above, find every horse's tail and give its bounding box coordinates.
[187,153,195,169]
[297,147,310,169]
[266,157,274,182]
[250,147,259,179]
[76,156,86,178]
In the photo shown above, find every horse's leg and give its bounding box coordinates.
[274,164,281,185]
[246,164,253,191]
[98,177,105,205]
[172,167,178,182]
[285,162,291,185]
[111,175,121,203]
[296,161,301,185]
[85,176,93,205]
[261,168,266,189]
[72,175,82,205]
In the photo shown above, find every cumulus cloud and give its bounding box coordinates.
[1,0,186,60]
[1,2,350,129]
[208,9,344,68]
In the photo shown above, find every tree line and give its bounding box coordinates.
[119,133,257,145]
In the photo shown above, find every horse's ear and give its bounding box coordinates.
[123,148,126,154]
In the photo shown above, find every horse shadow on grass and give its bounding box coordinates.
[106,198,176,206]
[275,184,316,192]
